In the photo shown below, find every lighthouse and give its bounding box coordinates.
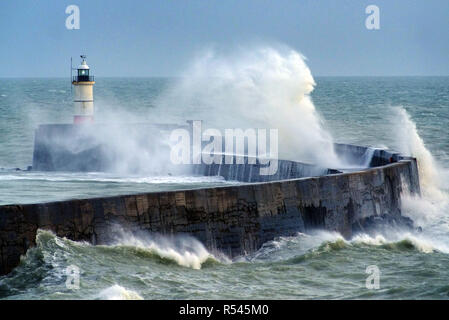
[72,55,95,124]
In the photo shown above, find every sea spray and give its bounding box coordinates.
[22,46,359,175]
[109,226,220,270]
[157,46,342,168]
[393,107,442,196]
[390,107,449,251]
[392,107,449,211]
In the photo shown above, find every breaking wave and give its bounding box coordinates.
[390,107,449,248]
[157,45,344,168]
[108,227,223,270]
[246,230,449,267]
[393,106,444,197]
[0,229,223,299]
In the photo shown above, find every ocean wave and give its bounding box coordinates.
[107,227,222,270]
[0,229,224,299]
[244,231,345,263]
[32,229,220,270]
[350,233,437,254]
[248,229,447,266]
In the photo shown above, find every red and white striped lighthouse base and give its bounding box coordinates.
[73,115,94,124]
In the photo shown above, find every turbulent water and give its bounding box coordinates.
[1,48,449,299]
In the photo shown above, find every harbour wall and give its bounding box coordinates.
[1,149,420,275]
[32,124,406,174]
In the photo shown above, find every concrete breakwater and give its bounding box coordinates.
[0,141,420,275]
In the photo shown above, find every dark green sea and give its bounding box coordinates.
[1,50,449,299]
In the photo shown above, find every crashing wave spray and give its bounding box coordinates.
[393,107,441,195]
[157,45,341,167]
[111,227,218,269]
[392,107,449,237]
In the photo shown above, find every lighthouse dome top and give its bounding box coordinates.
[78,60,90,70]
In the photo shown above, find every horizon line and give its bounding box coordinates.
[1,75,449,79]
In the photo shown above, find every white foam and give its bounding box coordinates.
[351,232,446,254]
[267,229,447,255]
[351,234,388,246]
[391,107,449,250]
[157,45,345,168]
[98,285,143,300]
[0,172,232,184]
[111,228,215,270]
[393,107,444,197]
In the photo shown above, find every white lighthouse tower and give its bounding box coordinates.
[72,55,95,124]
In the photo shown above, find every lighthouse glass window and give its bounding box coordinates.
[78,69,89,76]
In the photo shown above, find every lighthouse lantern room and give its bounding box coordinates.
[72,55,95,124]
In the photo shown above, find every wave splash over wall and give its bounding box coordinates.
[393,107,442,196]
[391,107,449,245]
[158,45,341,167]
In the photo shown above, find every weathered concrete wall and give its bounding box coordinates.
[334,143,407,168]
[1,124,420,275]
[187,156,339,182]
[0,155,420,275]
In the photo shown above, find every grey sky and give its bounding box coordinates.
[0,0,448,77]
